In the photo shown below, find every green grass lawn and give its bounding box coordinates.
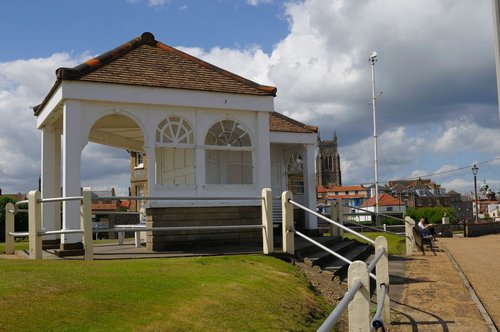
[343,232,406,256]
[0,255,331,331]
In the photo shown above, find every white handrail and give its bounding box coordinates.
[38,196,83,203]
[288,199,375,245]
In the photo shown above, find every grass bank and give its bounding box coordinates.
[343,232,406,255]
[0,254,330,331]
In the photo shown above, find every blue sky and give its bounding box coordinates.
[0,0,287,60]
[1,0,500,196]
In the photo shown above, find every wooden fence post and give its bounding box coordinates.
[81,187,93,261]
[405,216,415,256]
[5,202,15,254]
[348,261,370,331]
[282,190,294,255]
[261,188,273,254]
[28,190,42,260]
[375,236,390,327]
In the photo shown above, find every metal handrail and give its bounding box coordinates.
[367,248,385,273]
[317,279,363,332]
[342,203,410,224]
[95,196,263,201]
[343,220,405,238]
[288,199,375,245]
[372,284,388,330]
[94,224,264,233]
[38,196,83,203]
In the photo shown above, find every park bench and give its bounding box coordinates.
[412,226,436,255]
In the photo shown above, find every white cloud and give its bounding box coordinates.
[246,0,273,6]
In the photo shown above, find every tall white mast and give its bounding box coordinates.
[370,51,381,226]
[491,0,500,119]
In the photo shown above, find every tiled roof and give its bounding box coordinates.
[328,185,366,192]
[34,32,276,116]
[326,194,366,199]
[317,186,329,193]
[269,112,318,133]
[360,193,404,207]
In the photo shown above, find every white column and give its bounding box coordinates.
[256,112,271,189]
[62,100,83,244]
[303,143,317,229]
[41,126,61,239]
[145,146,155,198]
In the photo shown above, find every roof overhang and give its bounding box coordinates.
[270,131,317,144]
[36,80,275,129]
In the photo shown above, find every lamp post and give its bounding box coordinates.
[370,51,381,226]
[472,164,479,224]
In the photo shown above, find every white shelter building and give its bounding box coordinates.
[34,32,318,253]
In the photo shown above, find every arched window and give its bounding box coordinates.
[155,116,195,185]
[205,119,253,185]
[287,152,304,194]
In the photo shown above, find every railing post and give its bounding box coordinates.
[375,236,390,327]
[282,190,294,255]
[5,202,15,254]
[330,199,344,237]
[348,261,370,331]
[81,187,93,261]
[261,188,273,254]
[28,190,42,260]
[405,216,415,256]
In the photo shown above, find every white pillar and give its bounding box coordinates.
[348,261,370,331]
[5,202,15,255]
[261,188,273,254]
[375,236,390,327]
[28,190,42,260]
[81,187,93,260]
[145,146,155,198]
[282,190,294,255]
[41,125,61,239]
[256,112,271,189]
[405,216,415,256]
[303,143,317,229]
[62,100,83,244]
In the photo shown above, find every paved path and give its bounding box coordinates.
[441,234,500,330]
[391,234,499,331]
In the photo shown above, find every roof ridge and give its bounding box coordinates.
[55,32,277,96]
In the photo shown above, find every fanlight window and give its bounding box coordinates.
[287,153,304,194]
[205,119,253,185]
[156,116,194,144]
[205,119,251,147]
[155,116,195,185]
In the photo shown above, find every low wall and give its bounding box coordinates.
[146,206,261,251]
[466,222,500,237]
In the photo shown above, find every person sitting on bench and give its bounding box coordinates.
[418,218,437,240]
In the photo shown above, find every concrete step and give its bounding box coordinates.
[322,243,373,280]
[294,236,342,259]
[303,240,358,267]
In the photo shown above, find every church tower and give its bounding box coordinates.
[316,132,342,187]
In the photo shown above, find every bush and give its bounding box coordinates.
[405,206,458,224]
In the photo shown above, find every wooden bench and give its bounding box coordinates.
[412,226,436,255]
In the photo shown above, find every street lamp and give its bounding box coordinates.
[472,164,479,224]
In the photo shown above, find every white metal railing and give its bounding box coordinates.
[280,191,390,331]
[3,188,275,261]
